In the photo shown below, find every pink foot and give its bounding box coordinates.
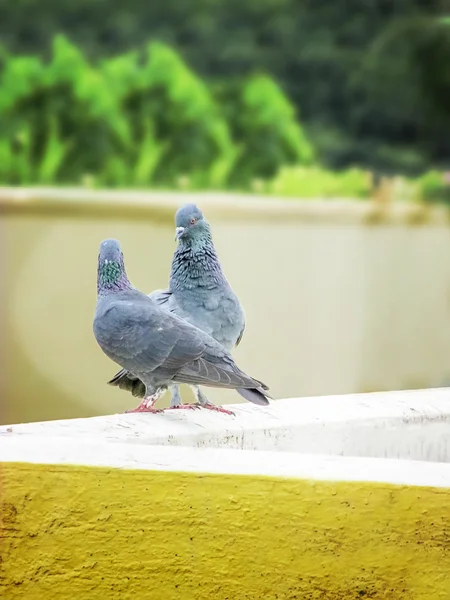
[202,404,235,416]
[125,398,163,413]
[166,404,201,410]
[125,406,163,414]
[124,392,165,414]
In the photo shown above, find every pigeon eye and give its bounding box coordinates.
[189,218,196,225]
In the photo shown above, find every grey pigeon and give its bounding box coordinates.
[108,203,255,415]
[94,239,270,413]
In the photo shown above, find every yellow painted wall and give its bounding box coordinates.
[1,463,449,599]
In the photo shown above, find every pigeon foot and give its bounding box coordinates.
[125,393,164,413]
[125,404,163,414]
[199,403,235,416]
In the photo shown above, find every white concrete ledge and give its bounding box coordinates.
[3,437,450,488]
[2,388,450,464]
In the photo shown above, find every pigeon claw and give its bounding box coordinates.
[125,406,163,414]
[201,403,235,416]
[166,404,201,411]
[124,391,167,413]
[125,397,164,413]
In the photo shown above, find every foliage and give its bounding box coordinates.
[417,170,450,204]
[0,31,447,201]
[100,42,238,188]
[218,74,314,184]
[0,36,312,188]
[0,0,448,175]
[0,36,128,185]
[266,166,372,199]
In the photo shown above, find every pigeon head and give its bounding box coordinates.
[97,239,131,295]
[174,204,210,245]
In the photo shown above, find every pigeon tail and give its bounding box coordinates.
[108,369,146,398]
[236,387,271,406]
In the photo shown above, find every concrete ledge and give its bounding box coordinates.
[3,388,450,462]
[2,437,450,487]
[1,186,448,225]
[2,389,450,599]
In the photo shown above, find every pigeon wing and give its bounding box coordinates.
[95,293,206,375]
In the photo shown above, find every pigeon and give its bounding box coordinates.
[94,239,270,414]
[108,203,253,415]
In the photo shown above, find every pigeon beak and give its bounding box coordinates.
[175,226,185,241]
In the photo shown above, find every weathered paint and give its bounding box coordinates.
[1,462,450,600]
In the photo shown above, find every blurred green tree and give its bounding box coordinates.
[217,74,314,183]
[0,36,128,184]
[1,0,448,175]
[101,42,238,188]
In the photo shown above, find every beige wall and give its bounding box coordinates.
[2,189,450,424]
